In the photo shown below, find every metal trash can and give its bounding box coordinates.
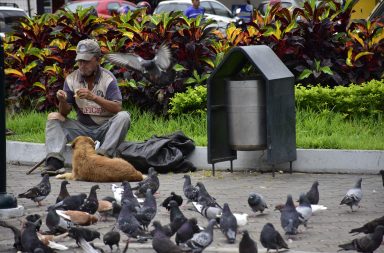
[227,79,266,150]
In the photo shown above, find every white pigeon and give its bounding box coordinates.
[192,202,248,226]
[111,184,144,205]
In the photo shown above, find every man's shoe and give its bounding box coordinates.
[41,166,65,176]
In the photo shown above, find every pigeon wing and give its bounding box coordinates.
[107,53,144,72]
[154,44,171,70]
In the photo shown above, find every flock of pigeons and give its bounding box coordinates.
[1,168,383,253]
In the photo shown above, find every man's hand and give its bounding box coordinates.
[75,88,97,101]
[56,90,67,102]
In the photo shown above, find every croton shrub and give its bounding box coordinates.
[4,0,384,116]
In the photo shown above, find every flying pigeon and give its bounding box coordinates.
[349,216,384,234]
[248,192,268,215]
[260,223,289,252]
[219,203,238,244]
[175,217,201,245]
[305,180,320,204]
[183,174,199,203]
[106,43,174,86]
[186,219,217,253]
[79,184,99,214]
[132,167,160,198]
[56,180,70,204]
[103,228,120,251]
[161,192,183,211]
[338,225,384,252]
[340,178,363,212]
[239,230,258,253]
[280,194,303,235]
[296,193,312,227]
[18,174,51,206]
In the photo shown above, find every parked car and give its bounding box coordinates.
[63,0,137,18]
[153,0,239,32]
[0,4,28,38]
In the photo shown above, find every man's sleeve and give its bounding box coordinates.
[105,80,122,102]
[63,80,75,105]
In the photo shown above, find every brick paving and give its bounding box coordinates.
[0,164,383,252]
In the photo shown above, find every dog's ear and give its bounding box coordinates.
[71,136,80,149]
[86,137,96,149]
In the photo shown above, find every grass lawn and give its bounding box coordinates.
[6,106,384,150]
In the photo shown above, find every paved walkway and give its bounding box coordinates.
[0,164,383,252]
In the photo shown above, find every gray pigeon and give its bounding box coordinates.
[239,230,258,253]
[340,178,363,212]
[117,200,145,239]
[45,206,73,234]
[49,193,87,211]
[280,194,302,235]
[103,228,120,251]
[152,221,184,253]
[135,188,157,230]
[169,200,188,235]
[296,193,312,227]
[56,180,70,204]
[196,182,221,208]
[350,216,384,234]
[79,184,99,214]
[21,221,54,253]
[219,203,238,244]
[305,180,319,204]
[175,218,201,245]
[186,219,217,253]
[132,167,160,198]
[121,181,140,210]
[183,174,199,203]
[248,193,268,214]
[18,174,51,206]
[260,223,289,252]
[338,225,384,252]
[106,44,174,86]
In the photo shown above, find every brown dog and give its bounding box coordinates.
[56,136,143,182]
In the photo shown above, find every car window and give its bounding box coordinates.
[208,2,232,17]
[200,2,212,14]
[154,3,190,13]
[0,10,28,33]
[107,2,121,13]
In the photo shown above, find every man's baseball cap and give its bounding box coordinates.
[75,39,101,61]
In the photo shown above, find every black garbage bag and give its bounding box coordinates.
[116,131,196,173]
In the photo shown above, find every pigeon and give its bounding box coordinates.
[380,170,384,187]
[106,43,174,86]
[196,181,221,208]
[111,183,124,204]
[349,216,384,234]
[103,228,120,251]
[135,188,157,230]
[248,193,268,214]
[18,174,51,206]
[49,193,87,211]
[305,180,319,204]
[121,181,141,209]
[78,237,100,253]
[25,214,42,232]
[117,200,146,239]
[151,221,173,238]
[340,178,363,212]
[239,230,258,253]
[175,217,201,245]
[68,227,100,246]
[152,220,184,253]
[79,184,100,214]
[220,203,238,244]
[102,196,117,203]
[97,199,113,221]
[56,180,70,204]
[296,193,312,227]
[169,200,188,235]
[260,223,289,252]
[192,202,222,221]
[36,233,69,251]
[45,206,73,234]
[21,221,54,253]
[183,174,199,203]
[55,210,98,226]
[132,167,160,198]
[161,192,183,211]
[338,225,384,252]
[280,194,302,235]
[0,220,22,251]
[186,219,217,253]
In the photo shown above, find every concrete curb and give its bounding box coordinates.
[6,141,384,174]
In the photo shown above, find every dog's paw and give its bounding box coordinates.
[55,174,65,179]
